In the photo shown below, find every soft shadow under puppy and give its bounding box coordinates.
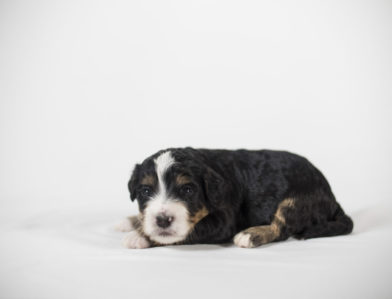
[169,243,231,251]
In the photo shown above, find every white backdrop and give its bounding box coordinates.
[1,1,392,298]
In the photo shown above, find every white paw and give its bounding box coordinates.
[122,231,150,249]
[233,232,253,248]
[114,218,134,232]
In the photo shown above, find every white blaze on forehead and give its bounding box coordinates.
[154,151,175,192]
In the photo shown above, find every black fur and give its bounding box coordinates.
[128,148,353,246]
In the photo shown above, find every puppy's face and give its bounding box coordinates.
[128,150,210,244]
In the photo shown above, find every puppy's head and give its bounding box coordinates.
[128,149,226,245]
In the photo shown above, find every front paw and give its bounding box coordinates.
[122,231,150,249]
[114,218,134,232]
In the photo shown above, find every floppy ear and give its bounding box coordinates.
[128,164,141,201]
[203,167,229,209]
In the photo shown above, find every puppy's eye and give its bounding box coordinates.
[180,184,194,196]
[141,186,152,196]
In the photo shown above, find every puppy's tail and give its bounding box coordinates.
[331,204,354,235]
[300,203,354,240]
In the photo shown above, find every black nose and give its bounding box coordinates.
[156,214,174,228]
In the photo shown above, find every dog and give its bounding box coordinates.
[117,148,353,248]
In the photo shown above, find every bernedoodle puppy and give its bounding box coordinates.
[117,148,353,248]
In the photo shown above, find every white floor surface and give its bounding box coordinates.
[1,199,391,299]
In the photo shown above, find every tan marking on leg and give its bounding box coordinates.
[141,175,155,185]
[274,198,295,225]
[129,215,142,231]
[176,175,192,185]
[114,214,146,232]
[234,198,296,248]
[130,213,149,237]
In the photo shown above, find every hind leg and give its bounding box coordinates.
[234,224,286,248]
[295,208,354,240]
[297,222,338,240]
[234,198,294,248]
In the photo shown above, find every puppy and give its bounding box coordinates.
[119,148,353,248]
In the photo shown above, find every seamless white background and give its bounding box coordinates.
[1,1,392,298]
